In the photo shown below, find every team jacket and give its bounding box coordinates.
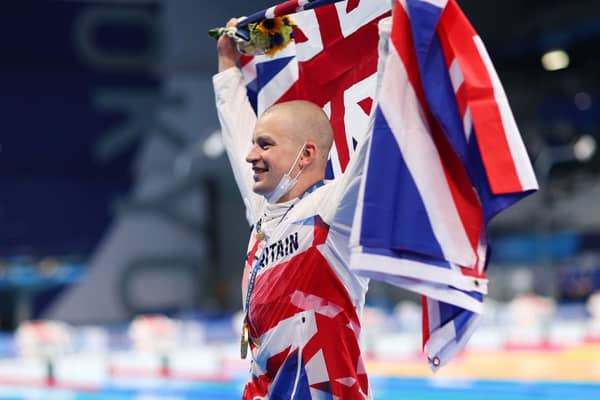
[213,66,374,400]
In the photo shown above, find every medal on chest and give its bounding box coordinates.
[240,318,249,359]
[255,218,265,241]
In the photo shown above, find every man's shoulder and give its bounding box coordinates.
[295,180,337,209]
[310,179,337,196]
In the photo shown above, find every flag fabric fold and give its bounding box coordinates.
[349,0,537,369]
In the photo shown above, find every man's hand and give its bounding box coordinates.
[217,18,241,72]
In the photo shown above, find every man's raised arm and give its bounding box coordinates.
[213,19,263,224]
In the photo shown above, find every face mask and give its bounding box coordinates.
[264,143,305,203]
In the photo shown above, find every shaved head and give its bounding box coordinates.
[248,100,334,202]
[260,100,333,164]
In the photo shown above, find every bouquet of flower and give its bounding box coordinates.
[209,16,298,57]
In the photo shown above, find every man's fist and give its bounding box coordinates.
[217,18,241,72]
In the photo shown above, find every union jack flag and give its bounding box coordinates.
[239,0,391,178]
[350,0,538,369]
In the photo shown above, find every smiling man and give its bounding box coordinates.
[246,100,333,202]
[213,17,391,400]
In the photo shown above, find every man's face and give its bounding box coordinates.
[246,112,302,196]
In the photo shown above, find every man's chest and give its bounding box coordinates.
[246,213,329,274]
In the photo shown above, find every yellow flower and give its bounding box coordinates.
[259,17,284,35]
[252,16,297,57]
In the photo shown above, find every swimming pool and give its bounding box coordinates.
[1,376,598,399]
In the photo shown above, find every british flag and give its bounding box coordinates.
[350,0,538,369]
[239,0,391,178]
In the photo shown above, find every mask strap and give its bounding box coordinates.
[287,143,306,179]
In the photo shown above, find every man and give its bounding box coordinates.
[214,18,390,399]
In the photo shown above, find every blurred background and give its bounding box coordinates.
[0,0,599,398]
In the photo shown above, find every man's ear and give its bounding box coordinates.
[300,142,318,168]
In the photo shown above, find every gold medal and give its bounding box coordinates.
[240,322,249,359]
[254,218,265,241]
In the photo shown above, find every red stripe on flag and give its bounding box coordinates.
[393,4,482,264]
[330,92,350,168]
[274,0,301,16]
[438,1,523,194]
[316,6,351,168]
[460,263,482,278]
[358,97,373,116]
[454,83,468,120]
[346,0,361,13]
[293,26,309,43]
[317,5,344,47]
[421,296,430,348]
[240,55,253,68]
[302,6,384,87]
[246,239,261,268]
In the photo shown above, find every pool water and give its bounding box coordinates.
[0,376,598,399]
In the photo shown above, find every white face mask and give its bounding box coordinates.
[264,143,305,203]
